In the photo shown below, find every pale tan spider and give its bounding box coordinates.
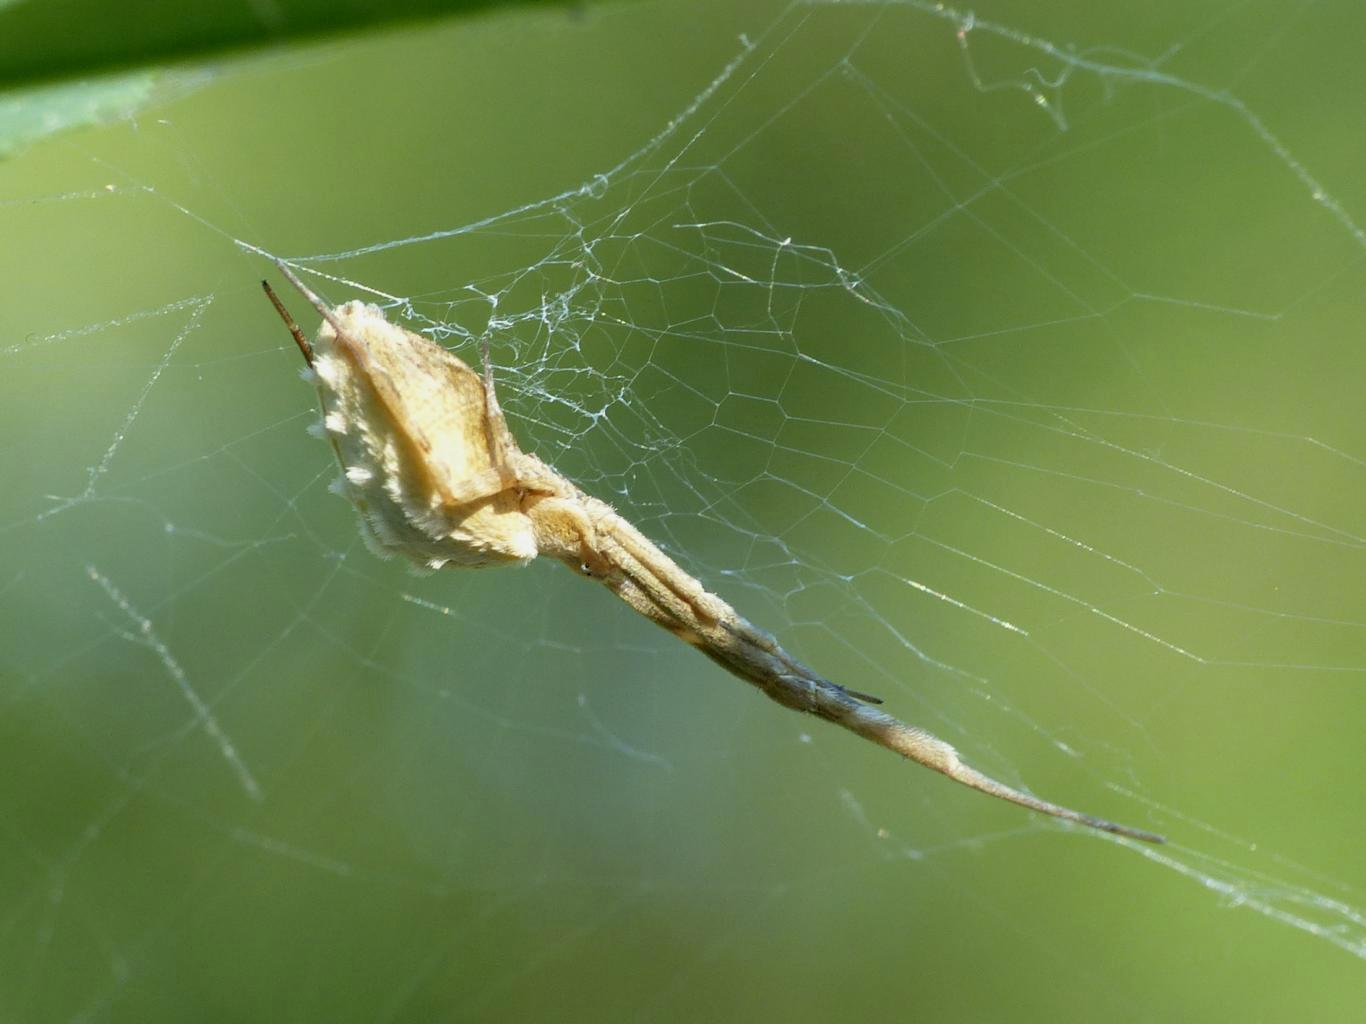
[264,264,1164,844]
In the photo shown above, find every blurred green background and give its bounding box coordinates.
[2,0,1364,1020]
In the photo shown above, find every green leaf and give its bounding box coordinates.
[0,0,573,89]
[0,0,581,157]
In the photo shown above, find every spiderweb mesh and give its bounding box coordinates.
[3,0,1364,1019]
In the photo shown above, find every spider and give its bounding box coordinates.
[263,263,1165,845]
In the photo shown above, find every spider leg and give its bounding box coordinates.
[561,498,1165,843]
[837,683,883,705]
